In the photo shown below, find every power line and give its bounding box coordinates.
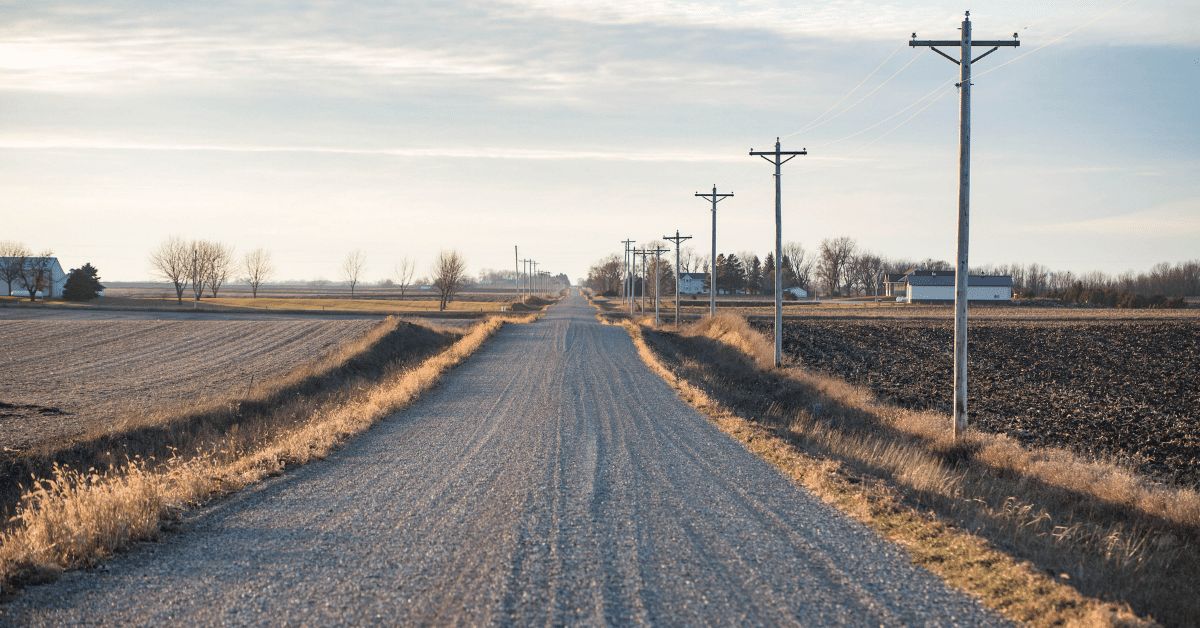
[749,139,806,368]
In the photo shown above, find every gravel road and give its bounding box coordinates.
[1,292,1009,627]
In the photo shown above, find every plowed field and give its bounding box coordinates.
[0,318,380,451]
[757,318,1200,486]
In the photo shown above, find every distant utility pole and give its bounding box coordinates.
[532,261,539,296]
[621,239,636,307]
[639,248,647,314]
[910,12,1019,439]
[514,246,520,301]
[750,138,806,368]
[695,185,733,318]
[648,245,669,326]
[663,230,692,327]
[521,258,533,303]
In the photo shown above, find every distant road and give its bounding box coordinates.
[3,292,1008,627]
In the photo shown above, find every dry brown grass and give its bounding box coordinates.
[625,313,1199,627]
[0,313,536,597]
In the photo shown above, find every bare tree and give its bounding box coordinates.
[677,246,697,274]
[817,237,856,296]
[341,249,367,298]
[243,247,274,298]
[586,254,622,295]
[149,235,193,304]
[394,256,417,297]
[782,241,814,293]
[18,250,54,301]
[196,240,235,298]
[431,249,467,311]
[0,240,30,296]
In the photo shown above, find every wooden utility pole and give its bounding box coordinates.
[646,245,670,326]
[750,139,806,367]
[695,185,733,319]
[621,239,635,310]
[663,230,692,327]
[911,13,1019,438]
[514,246,519,301]
[521,258,533,303]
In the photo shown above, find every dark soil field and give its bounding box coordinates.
[756,317,1200,487]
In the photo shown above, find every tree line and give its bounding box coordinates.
[585,236,1200,301]
[149,236,274,303]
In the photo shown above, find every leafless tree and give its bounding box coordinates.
[243,247,274,298]
[394,256,417,297]
[848,253,885,296]
[586,254,622,295]
[149,235,193,304]
[18,250,54,301]
[677,246,697,274]
[817,237,856,296]
[196,240,235,297]
[341,249,367,298]
[782,241,814,293]
[431,249,467,311]
[0,240,30,296]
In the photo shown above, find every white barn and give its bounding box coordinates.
[902,270,1013,303]
[677,272,708,294]
[1,257,68,298]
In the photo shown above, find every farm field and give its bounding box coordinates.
[0,314,382,452]
[756,316,1200,486]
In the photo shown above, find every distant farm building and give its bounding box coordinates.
[892,270,1013,303]
[678,272,708,294]
[785,286,808,298]
[1,257,68,298]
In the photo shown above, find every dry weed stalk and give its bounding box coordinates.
[625,313,1194,627]
[0,314,532,596]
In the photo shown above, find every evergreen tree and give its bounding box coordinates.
[747,256,762,294]
[63,263,105,301]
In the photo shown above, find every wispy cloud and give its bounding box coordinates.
[1028,200,1200,236]
[0,137,745,163]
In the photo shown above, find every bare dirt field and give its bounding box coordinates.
[0,313,382,452]
[754,316,1200,486]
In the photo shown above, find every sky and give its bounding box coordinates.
[2,0,1197,284]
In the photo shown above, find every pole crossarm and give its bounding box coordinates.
[910,40,1019,47]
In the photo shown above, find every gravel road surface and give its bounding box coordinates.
[2,292,1008,627]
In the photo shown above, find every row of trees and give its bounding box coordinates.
[0,241,56,301]
[150,236,275,303]
[587,232,1199,301]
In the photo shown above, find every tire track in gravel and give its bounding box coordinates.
[1,293,1011,627]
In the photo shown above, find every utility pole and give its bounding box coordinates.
[532,261,539,296]
[663,230,692,327]
[621,239,635,307]
[521,259,533,303]
[750,138,806,368]
[639,248,647,314]
[648,245,669,326]
[514,246,520,302]
[911,13,1019,439]
[695,185,733,318]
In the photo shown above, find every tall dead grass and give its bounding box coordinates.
[0,314,529,597]
[628,313,1199,627]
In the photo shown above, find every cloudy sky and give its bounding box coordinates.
[3,0,1196,283]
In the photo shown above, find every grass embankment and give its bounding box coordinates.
[624,314,1199,628]
[0,313,537,596]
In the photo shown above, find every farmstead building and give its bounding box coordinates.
[678,272,708,294]
[0,256,68,298]
[901,270,1013,303]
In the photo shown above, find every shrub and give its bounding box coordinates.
[62,263,104,301]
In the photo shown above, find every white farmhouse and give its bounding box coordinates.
[1,257,68,298]
[677,272,709,295]
[902,270,1013,303]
